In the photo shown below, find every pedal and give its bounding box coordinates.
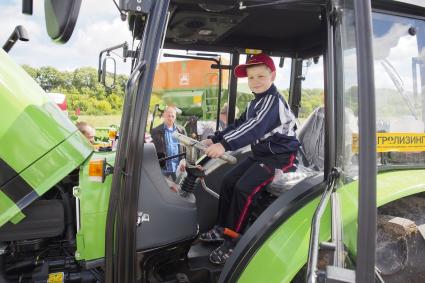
[223,228,240,239]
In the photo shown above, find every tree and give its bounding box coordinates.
[35,66,64,91]
[22,65,128,115]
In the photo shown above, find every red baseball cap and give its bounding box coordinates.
[234,53,276,78]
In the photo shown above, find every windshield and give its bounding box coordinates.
[341,11,425,178]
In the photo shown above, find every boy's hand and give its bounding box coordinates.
[179,163,186,172]
[201,139,213,146]
[205,143,225,158]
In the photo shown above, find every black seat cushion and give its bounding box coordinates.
[0,200,64,241]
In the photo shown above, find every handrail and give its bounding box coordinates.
[306,167,340,283]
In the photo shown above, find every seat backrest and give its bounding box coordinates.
[297,106,325,171]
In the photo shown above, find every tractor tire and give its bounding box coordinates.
[376,195,425,283]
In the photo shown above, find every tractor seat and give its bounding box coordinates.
[266,106,325,197]
[249,107,325,221]
[297,106,325,171]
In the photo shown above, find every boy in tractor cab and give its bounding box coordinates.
[201,53,299,264]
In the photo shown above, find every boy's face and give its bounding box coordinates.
[246,64,276,94]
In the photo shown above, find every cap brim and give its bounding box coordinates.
[234,62,264,78]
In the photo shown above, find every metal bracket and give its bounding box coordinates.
[137,211,150,226]
[328,0,342,26]
[119,0,153,14]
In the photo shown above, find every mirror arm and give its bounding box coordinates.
[123,42,138,62]
[2,25,29,53]
[22,0,33,15]
[98,43,126,82]
[113,59,117,87]
[98,42,138,82]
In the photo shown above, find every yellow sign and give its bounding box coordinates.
[48,272,64,283]
[245,49,262,54]
[352,133,425,153]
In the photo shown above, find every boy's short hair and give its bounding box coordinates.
[234,53,276,78]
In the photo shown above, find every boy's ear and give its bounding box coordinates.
[271,70,276,81]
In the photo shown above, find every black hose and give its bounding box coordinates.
[5,260,34,273]
[0,256,12,283]
[56,185,75,242]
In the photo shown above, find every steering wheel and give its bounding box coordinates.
[172,132,237,165]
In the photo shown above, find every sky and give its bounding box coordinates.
[0,0,324,89]
[1,0,134,74]
[2,1,424,93]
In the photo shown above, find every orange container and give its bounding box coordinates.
[152,59,229,91]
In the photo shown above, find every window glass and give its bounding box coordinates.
[340,9,425,178]
[372,13,425,166]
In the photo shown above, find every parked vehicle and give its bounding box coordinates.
[48,92,68,115]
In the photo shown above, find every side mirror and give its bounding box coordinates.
[44,0,82,43]
[2,25,29,52]
[102,56,117,89]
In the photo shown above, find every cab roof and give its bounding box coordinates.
[165,0,325,58]
[164,0,425,58]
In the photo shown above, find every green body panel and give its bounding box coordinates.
[0,131,93,227]
[0,192,21,226]
[0,49,93,226]
[75,151,115,261]
[0,49,77,173]
[238,169,425,283]
[239,197,331,283]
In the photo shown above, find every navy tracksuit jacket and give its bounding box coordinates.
[211,84,299,233]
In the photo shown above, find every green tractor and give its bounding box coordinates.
[2,0,425,283]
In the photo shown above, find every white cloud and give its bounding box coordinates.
[1,0,133,74]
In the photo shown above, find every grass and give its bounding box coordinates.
[77,115,122,128]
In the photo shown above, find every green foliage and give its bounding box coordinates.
[149,93,164,112]
[22,65,128,115]
[21,64,325,119]
[298,88,324,118]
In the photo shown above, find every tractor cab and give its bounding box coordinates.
[116,0,425,282]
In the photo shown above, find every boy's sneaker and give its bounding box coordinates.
[198,226,224,243]
[209,240,234,265]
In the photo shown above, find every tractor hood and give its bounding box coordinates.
[0,49,93,227]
